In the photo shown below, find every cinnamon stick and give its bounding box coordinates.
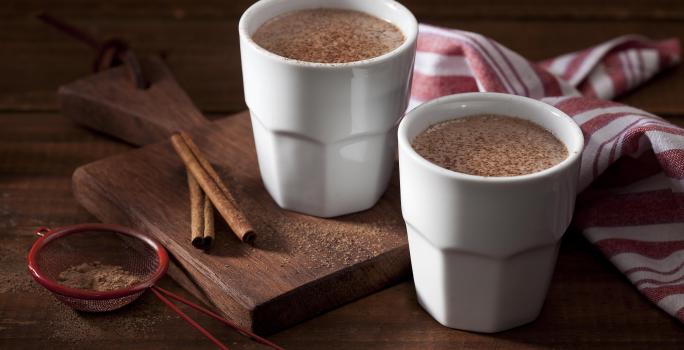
[171,131,256,242]
[188,172,205,248]
[202,194,215,246]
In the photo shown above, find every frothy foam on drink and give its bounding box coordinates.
[251,9,405,63]
[411,115,568,177]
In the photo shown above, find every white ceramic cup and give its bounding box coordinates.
[398,93,584,333]
[238,0,417,218]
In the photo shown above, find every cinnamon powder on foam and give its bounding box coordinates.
[411,115,568,177]
[251,8,404,63]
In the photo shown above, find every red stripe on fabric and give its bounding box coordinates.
[657,38,682,56]
[581,112,652,134]
[654,38,682,69]
[620,129,645,156]
[594,239,684,259]
[461,45,508,92]
[641,284,684,303]
[656,149,684,179]
[417,32,466,55]
[635,274,684,287]
[411,72,479,101]
[575,189,684,229]
[620,123,683,155]
[583,115,661,182]
[531,64,562,97]
[677,306,684,322]
[604,54,630,97]
[622,52,637,90]
[591,117,645,179]
[486,37,529,96]
[562,48,592,82]
[626,260,684,276]
[589,152,662,189]
[658,54,669,69]
[645,124,684,136]
[537,58,554,69]
[554,97,622,116]
[581,39,680,85]
[608,131,621,164]
[613,39,676,53]
[461,32,517,94]
[578,80,598,98]
[418,29,508,92]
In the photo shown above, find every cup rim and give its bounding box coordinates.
[398,92,585,183]
[238,0,418,69]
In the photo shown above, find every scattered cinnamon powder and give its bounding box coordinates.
[252,8,405,63]
[58,262,141,291]
[0,242,39,293]
[46,290,167,344]
[229,174,406,272]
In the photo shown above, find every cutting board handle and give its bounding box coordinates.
[58,55,209,146]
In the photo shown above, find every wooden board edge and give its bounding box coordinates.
[252,245,411,335]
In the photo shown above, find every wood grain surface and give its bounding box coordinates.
[73,112,410,334]
[1,0,684,349]
[59,55,209,145]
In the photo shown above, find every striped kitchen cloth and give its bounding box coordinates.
[410,23,683,321]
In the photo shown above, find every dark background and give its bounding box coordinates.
[1,1,683,349]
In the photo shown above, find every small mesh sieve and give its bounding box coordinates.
[28,224,283,350]
[28,224,167,312]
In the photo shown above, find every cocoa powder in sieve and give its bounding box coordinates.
[58,261,141,291]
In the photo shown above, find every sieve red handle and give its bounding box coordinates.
[33,226,52,237]
[151,286,284,350]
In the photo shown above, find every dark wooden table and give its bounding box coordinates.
[2,1,684,349]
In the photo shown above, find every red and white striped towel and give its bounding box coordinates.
[410,24,683,321]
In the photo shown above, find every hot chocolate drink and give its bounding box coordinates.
[411,114,568,177]
[251,8,405,63]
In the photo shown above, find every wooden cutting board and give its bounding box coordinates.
[67,56,410,334]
